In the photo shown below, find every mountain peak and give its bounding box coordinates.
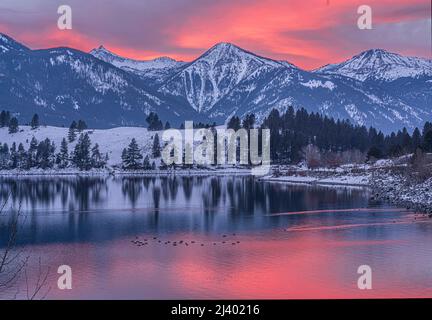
[315,48,432,81]
[90,45,116,56]
[203,42,246,58]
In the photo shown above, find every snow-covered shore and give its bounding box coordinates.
[371,171,432,215]
[260,174,370,187]
[261,162,432,215]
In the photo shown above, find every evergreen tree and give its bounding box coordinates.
[423,122,432,137]
[70,120,77,130]
[152,134,161,158]
[57,138,69,168]
[423,130,432,152]
[8,117,18,134]
[36,138,55,169]
[68,126,76,142]
[411,128,422,152]
[367,146,383,161]
[91,143,105,168]
[146,112,163,131]
[27,137,39,168]
[0,143,10,169]
[164,121,171,130]
[17,143,27,169]
[30,114,40,129]
[227,116,241,131]
[242,113,256,130]
[143,155,151,170]
[121,148,128,166]
[122,138,143,169]
[72,133,92,170]
[77,120,87,131]
[9,142,18,169]
[0,111,11,127]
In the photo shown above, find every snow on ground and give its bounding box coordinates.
[0,125,154,166]
[261,172,370,187]
[0,125,258,175]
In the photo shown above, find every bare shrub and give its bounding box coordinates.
[411,148,432,181]
[301,144,322,169]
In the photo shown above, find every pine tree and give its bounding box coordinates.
[77,120,87,131]
[36,138,55,169]
[70,120,77,130]
[72,133,92,170]
[146,112,163,131]
[122,138,143,169]
[17,143,27,169]
[0,111,11,127]
[9,142,17,169]
[27,137,38,168]
[30,114,40,129]
[423,130,432,152]
[227,116,241,131]
[8,117,18,134]
[57,138,69,168]
[242,113,256,130]
[164,121,171,130]
[143,155,151,170]
[152,134,161,158]
[121,148,128,166]
[68,126,76,142]
[411,128,422,152]
[91,143,105,168]
[0,143,10,169]
[367,146,383,162]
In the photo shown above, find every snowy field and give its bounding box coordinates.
[0,125,154,166]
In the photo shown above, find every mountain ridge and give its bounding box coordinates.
[1,33,430,132]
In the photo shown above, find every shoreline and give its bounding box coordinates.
[259,176,370,187]
[2,166,431,216]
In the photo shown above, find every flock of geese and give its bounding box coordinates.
[131,234,241,247]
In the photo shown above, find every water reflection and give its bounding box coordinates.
[0,176,377,246]
[0,176,372,214]
[1,176,431,299]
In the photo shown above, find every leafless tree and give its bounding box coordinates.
[0,197,28,294]
[0,196,51,299]
[301,144,322,169]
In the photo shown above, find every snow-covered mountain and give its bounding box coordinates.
[90,45,186,85]
[315,49,432,82]
[159,42,294,113]
[0,33,201,127]
[1,33,430,132]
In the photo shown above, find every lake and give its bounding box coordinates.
[0,176,431,299]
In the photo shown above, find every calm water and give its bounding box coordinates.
[0,176,431,299]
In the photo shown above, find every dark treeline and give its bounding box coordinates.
[1,110,42,133]
[256,107,432,164]
[2,107,431,171]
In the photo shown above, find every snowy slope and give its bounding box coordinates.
[0,126,155,166]
[0,33,198,128]
[90,46,186,85]
[159,42,294,113]
[315,49,432,82]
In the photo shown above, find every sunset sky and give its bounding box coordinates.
[0,0,430,69]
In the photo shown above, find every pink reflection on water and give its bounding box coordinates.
[18,225,432,300]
